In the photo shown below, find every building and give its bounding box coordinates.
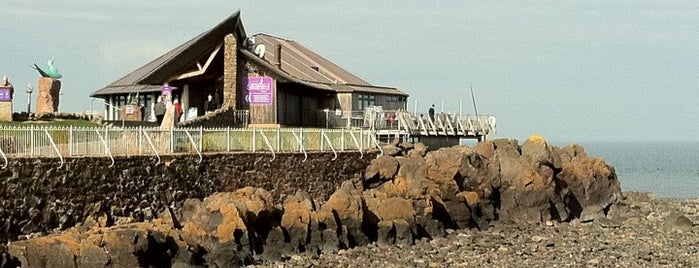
[90,11,408,128]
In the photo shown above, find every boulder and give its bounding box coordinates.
[280,191,315,254]
[318,180,366,248]
[363,155,400,188]
[557,157,622,219]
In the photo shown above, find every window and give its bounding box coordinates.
[357,94,375,110]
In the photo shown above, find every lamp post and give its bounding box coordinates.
[26,83,33,113]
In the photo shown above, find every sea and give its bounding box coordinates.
[570,141,699,199]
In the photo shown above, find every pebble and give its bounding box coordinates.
[250,196,699,267]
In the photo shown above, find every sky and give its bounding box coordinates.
[1,1,697,142]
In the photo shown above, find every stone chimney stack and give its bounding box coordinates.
[223,34,237,109]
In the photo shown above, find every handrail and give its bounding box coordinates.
[141,129,161,165]
[320,130,338,160]
[0,146,7,169]
[370,130,383,157]
[184,130,203,164]
[257,129,276,161]
[291,130,308,162]
[94,130,115,168]
[44,130,64,168]
[348,130,364,158]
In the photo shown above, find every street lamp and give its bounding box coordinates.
[26,83,33,113]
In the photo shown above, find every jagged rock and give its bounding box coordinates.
[364,155,400,188]
[407,143,428,158]
[382,144,402,157]
[363,190,415,245]
[280,191,315,254]
[558,157,622,220]
[180,192,254,266]
[319,180,366,248]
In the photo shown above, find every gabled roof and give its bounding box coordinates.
[91,11,246,97]
[91,11,408,98]
[244,34,408,96]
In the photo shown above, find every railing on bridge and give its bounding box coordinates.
[320,108,496,137]
[0,126,377,160]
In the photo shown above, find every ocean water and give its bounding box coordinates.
[574,141,699,199]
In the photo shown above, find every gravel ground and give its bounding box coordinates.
[251,194,699,267]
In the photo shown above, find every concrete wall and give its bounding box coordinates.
[0,151,375,243]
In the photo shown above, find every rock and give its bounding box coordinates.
[280,191,316,254]
[663,213,694,233]
[382,144,403,157]
[558,157,622,220]
[319,180,366,248]
[363,155,400,188]
[179,192,256,266]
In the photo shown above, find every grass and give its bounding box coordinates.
[0,119,100,128]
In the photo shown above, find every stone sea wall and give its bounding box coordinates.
[0,151,374,244]
[1,137,628,267]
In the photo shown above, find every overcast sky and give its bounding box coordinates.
[1,1,697,142]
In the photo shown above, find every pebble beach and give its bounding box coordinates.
[252,192,699,267]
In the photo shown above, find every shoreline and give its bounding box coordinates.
[250,191,699,267]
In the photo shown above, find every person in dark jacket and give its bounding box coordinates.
[154,96,166,125]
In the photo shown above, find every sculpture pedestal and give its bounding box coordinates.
[0,84,13,121]
[36,78,61,113]
[0,101,11,121]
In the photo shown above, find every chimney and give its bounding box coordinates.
[276,44,282,69]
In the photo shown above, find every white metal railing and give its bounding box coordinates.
[323,109,496,136]
[0,126,376,160]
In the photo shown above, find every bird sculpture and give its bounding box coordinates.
[30,58,62,79]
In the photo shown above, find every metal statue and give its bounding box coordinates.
[30,58,62,79]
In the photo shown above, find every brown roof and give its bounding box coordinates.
[91,12,408,98]
[91,11,246,97]
[246,34,408,96]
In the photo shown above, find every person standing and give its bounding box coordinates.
[204,94,216,114]
[154,96,166,125]
[428,104,435,122]
[173,99,183,123]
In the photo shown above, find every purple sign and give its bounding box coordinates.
[0,88,11,101]
[245,77,273,105]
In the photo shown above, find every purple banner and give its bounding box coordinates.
[245,77,273,105]
[0,88,11,101]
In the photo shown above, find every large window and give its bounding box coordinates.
[357,94,375,110]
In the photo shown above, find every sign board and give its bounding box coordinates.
[125,105,135,114]
[244,76,273,105]
[0,88,12,101]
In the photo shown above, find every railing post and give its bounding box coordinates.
[170,127,174,154]
[199,126,203,153]
[252,128,256,153]
[359,128,363,150]
[69,126,73,157]
[320,129,324,152]
[105,127,109,156]
[30,126,34,157]
[276,127,281,152]
[138,126,143,155]
[226,126,231,153]
[341,128,345,151]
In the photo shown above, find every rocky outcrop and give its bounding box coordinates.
[3,137,627,267]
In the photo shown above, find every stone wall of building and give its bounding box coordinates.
[0,151,375,243]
